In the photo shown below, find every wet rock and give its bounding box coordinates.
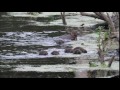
[116,49,119,56]
[74,47,87,53]
[106,49,119,57]
[39,51,48,55]
[55,40,64,45]
[51,51,59,55]
[73,49,82,54]
[65,48,73,53]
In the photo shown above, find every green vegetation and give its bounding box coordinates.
[96,26,116,68]
[89,62,98,67]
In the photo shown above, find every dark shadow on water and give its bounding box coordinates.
[0,68,118,78]
[0,16,66,32]
[0,71,75,78]
[0,57,76,65]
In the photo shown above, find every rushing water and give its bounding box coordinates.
[0,12,119,78]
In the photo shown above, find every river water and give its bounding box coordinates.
[0,12,119,78]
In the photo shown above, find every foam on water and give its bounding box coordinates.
[0,32,99,60]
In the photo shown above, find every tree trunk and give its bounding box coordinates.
[111,12,119,31]
[61,12,67,25]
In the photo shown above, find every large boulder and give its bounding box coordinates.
[73,49,82,54]
[64,47,87,54]
[73,47,87,53]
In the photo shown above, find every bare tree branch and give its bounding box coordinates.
[80,12,117,32]
[94,12,105,20]
[99,12,116,32]
[108,56,115,67]
[80,12,103,20]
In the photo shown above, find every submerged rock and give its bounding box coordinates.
[39,51,48,55]
[59,32,77,41]
[65,45,73,48]
[65,48,73,53]
[51,51,59,55]
[38,48,44,51]
[55,40,64,45]
[61,45,73,49]
[59,34,72,40]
